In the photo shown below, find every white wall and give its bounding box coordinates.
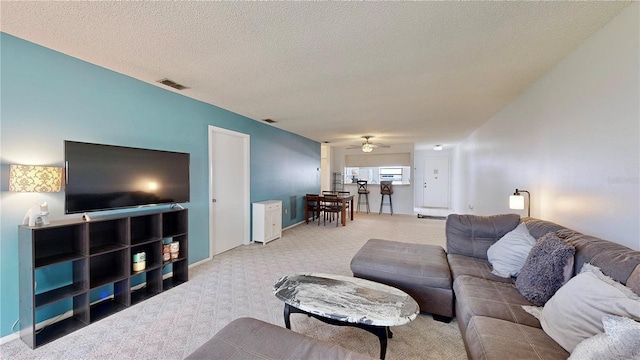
[332,144,415,214]
[452,4,639,250]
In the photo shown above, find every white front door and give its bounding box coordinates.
[208,126,250,256]
[422,157,450,208]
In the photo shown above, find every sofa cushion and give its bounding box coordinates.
[521,217,572,239]
[465,316,568,360]
[453,275,540,337]
[562,233,640,289]
[185,317,373,360]
[446,213,521,260]
[540,263,640,353]
[487,222,536,278]
[350,239,451,289]
[350,239,454,317]
[522,218,640,294]
[515,232,575,306]
[447,254,514,283]
[628,265,640,295]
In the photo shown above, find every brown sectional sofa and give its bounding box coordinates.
[350,214,640,359]
[446,214,640,359]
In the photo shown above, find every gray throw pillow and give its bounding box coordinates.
[515,232,575,306]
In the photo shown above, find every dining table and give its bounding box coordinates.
[304,194,355,226]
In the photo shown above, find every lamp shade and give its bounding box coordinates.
[9,165,62,192]
[509,195,525,210]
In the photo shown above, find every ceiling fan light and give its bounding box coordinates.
[361,143,374,153]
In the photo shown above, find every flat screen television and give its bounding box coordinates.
[64,141,190,214]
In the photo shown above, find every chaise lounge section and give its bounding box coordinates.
[350,239,454,321]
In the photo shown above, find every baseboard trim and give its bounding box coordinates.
[0,332,19,345]
[283,220,305,231]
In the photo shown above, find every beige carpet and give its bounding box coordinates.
[1,212,466,360]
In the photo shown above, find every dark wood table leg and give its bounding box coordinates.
[284,303,292,329]
[341,200,347,226]
[374,326,388,360]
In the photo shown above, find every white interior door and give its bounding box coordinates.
[422,157,450,208]
[209,126,250,256]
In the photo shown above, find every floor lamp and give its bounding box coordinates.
[509,188,530,217]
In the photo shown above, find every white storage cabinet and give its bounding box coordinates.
[252,200,282,244]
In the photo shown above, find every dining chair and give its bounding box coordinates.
[338,191,351,213]
[322,194,342,227]
[305,194,322,225]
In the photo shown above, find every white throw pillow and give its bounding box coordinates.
[568,315,640,360]
[540,263,640,353]
[486,222,536,278]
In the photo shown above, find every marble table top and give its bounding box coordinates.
[273,272,419,327]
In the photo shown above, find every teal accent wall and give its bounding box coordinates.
[0,33,320,338]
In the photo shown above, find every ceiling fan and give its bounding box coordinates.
[347,136,390,153]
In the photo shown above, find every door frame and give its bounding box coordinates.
[208,125,251,259]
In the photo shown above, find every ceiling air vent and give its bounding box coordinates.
[263,119,277,124]
[157,78,189,90]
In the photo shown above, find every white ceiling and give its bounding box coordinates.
[0,1,630,149]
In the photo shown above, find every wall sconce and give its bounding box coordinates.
[509,188,530,217]
[9,164,63,226]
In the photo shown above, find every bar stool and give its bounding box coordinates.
[356,180,370,213]
[379,181,393,215]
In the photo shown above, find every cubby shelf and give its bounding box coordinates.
[163,277,188,291]
[19,208,188,349]
[35,285,86,309]
[131,237,163,246]
[35,253,85,268]
[131,263,162,276]
[89,243,128,255]
[35,317,87,348]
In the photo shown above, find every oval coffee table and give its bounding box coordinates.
[273,272,419,359]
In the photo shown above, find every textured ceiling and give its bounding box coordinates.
[0,1,630,149]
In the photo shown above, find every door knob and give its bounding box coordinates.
[212,199,217,203]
